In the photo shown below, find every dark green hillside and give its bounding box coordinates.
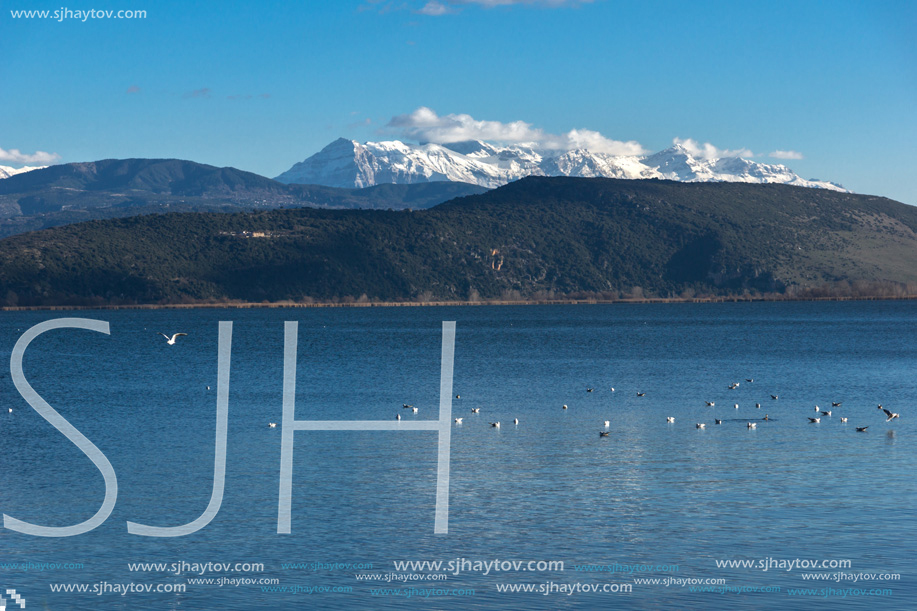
[0,159,486,238]
[0,177,915,306]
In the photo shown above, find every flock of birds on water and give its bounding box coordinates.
[12,330,890,435]
[158,332,899,435]
[386,378,901,437]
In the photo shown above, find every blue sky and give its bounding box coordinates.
[2,0,915,203]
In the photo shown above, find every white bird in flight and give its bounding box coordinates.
[159,332,187,345]
[881,408,900,422]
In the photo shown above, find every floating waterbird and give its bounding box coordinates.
[586,388,594,392]
[715,419,723,424]
[396,414,401,420]
[856,426,868,432]
[815,406,821,411]
[562,404,568,410]
[808,417,820,423]
[454,418,462,423]
[268,423,277,428]
[666,417,675,423]
[706,401,715,406]
[402,404,414,409]
[471,408,480,413]
[490,422,500,428]
[610,387,615,391]
[159,332,187,345]
[821,411,832,416]
[636,392,646,397]
[756,403,761,408]
[747,422,757,429]
[832,402,842,407]
[514,418,519,425]
[456,395,461,399]
[600,431,610,437]
[746,379,754,383]
[841,417,848,423]
[696,423,706,429]
[412,407,418,413]
[734,404,739,409]
[763,414,770,421]
[771,395,778,400]
[604,420,611,427]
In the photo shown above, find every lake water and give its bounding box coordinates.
[1,301,914,610]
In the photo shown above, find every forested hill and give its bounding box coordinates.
[0,158,486,238]
[1,177,915,306]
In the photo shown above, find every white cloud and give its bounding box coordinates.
[673,137,754,159]
[0,146,60,165]
[769,149,804,160]
[418,1,455,15]
[387,107,646,155]
[414,0,591,15]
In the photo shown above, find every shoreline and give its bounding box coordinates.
[2,294,916,312]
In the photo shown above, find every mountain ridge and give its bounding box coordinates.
[1,177,913,307]
[275,139,848,192]
[0,158,486,238]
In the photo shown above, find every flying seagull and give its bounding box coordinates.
[881,408,900,422]
[159,332,187,345]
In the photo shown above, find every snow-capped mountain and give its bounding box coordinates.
[0,165,45,179]
[275,139,847,192]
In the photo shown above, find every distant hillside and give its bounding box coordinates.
[0,159,486,238]
[0,177,915,307]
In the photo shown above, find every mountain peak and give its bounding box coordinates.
[274,138,849,193]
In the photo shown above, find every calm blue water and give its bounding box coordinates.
[1,301,914,610]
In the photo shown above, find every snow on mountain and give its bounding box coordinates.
[0,165,45,179]
[275,139,848,193]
